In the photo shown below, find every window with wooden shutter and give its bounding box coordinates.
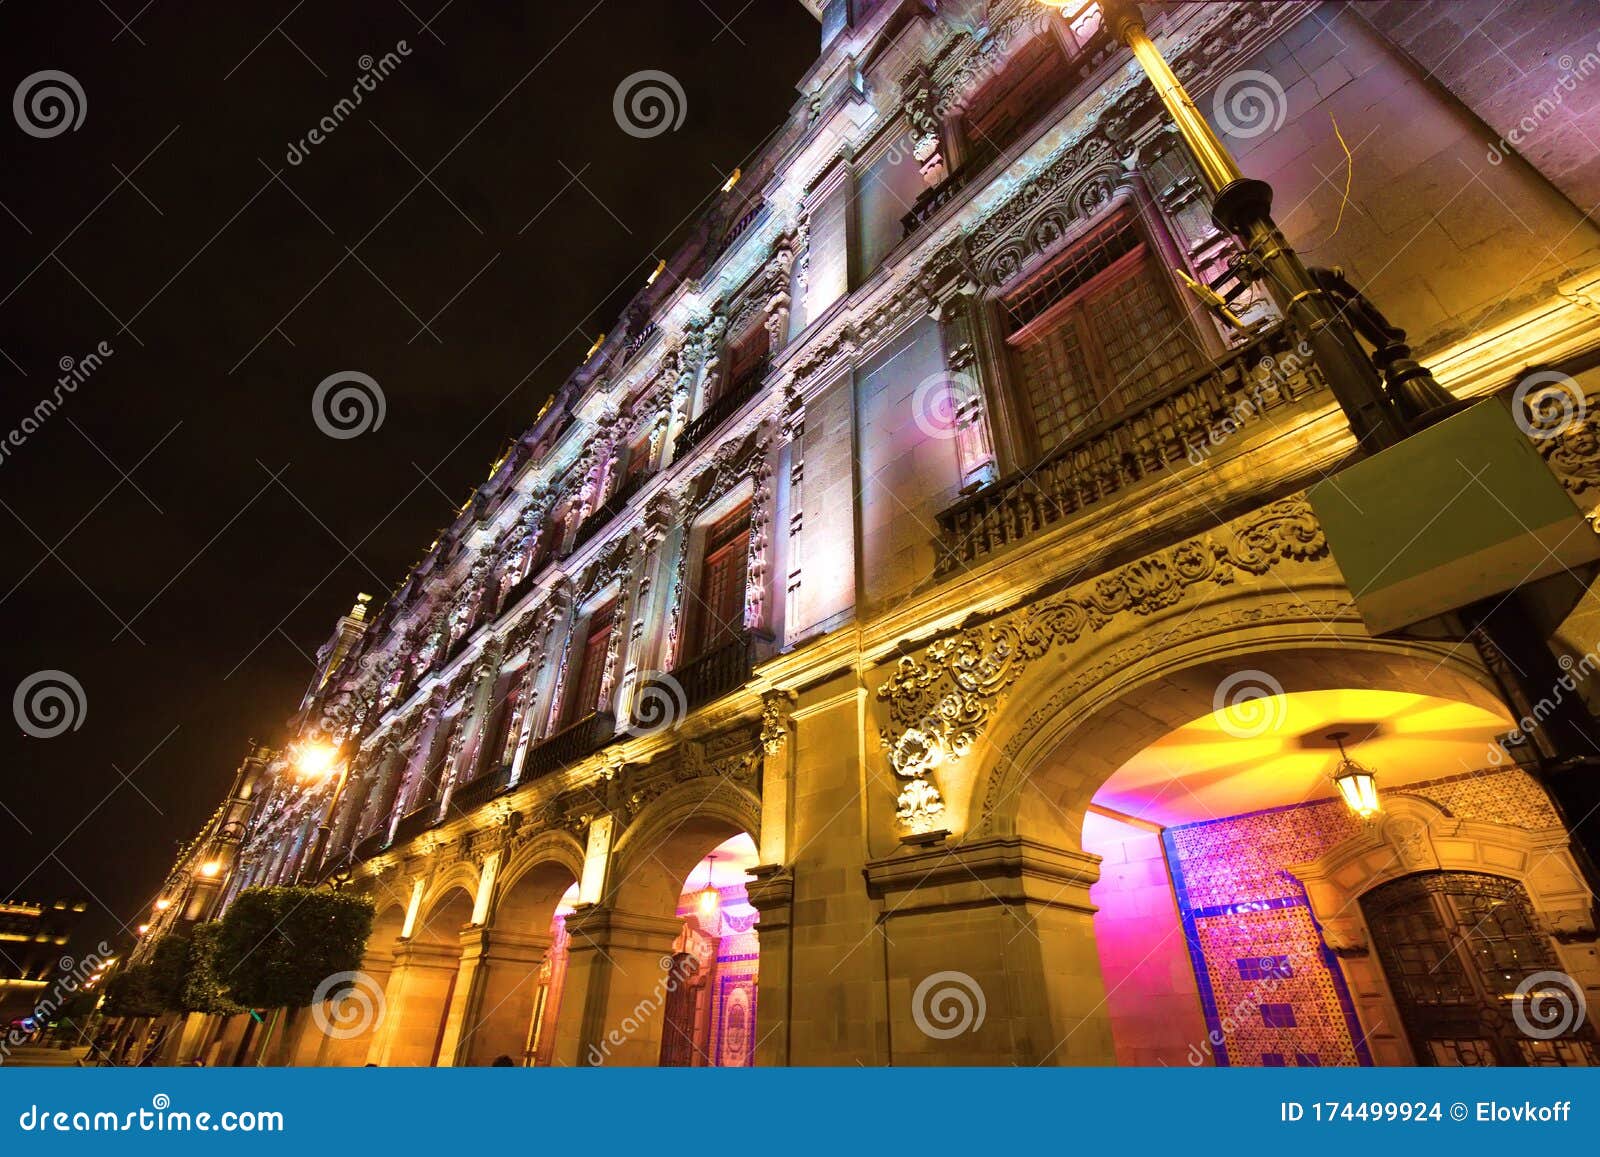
[1005,215,1200,457]
[564,600,615,726]
[685,504,750,661]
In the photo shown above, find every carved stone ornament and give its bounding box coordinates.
[875,497,1327,829]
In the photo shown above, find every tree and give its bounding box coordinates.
[181,921,244,1016]
[144,934,192,1013]
[213,887,376,1011]
[101,965,164,1019]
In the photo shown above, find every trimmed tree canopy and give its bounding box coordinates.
[101,964,164,1019]
[213,887,376,1011]
[181,921,245,1016]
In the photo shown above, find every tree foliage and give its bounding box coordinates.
[100,965,164,1018]
[181,922,245,1016]
[213,887,376,1010]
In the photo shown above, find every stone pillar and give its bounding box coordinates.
[864,834,1113,1066]
[371,938,464,1066]
[436,926,551,1067]
[745,865,794,1067]
[548,904,683,1067]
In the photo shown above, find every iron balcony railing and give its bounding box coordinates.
[448,761,516,814]
[934,326,1325,573]
[572,472,648,550]
[676,356,769,459]
[520,710,617,781]
[390,802,441,846]
[638,629,772,725]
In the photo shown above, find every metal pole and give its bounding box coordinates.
[1100,0,1404,451]
[297,760,349,887]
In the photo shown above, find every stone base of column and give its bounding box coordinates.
[865,834,1113,1066]
[549,904,685,1068]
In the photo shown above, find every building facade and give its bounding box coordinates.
[1,898,88,1029]
[160,0,1600,1066]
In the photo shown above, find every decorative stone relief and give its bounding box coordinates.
[877,497,1329,830]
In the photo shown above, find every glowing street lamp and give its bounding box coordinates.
[154,898,171,911]
[1327,731,1380,819]
[289,739,352,886]
[197,861,221,879]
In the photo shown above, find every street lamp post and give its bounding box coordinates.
[1044,0,1600,886]
[290,742,351,887]
[1089,0,1421,450]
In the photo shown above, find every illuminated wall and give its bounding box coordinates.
[1108,768,1561,1067]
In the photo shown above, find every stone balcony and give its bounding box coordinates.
[934,325,1326,574]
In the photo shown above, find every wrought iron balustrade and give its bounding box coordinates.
[641,630,771,723]
[448,761,515,814]
[934,326,1324,573]
[520,711,617,781]
[622,320,659,361]
[390,803,441,845]
[675,357,769,459]
[572,473,648,550]
[353,828,390,861]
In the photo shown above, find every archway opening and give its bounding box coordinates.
[381,886,473,1066]
[463,859,578,1067]
[1067,683,1518,1067]
[659,832,760,1068]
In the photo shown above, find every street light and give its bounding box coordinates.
[289,740,351,886]
[1327,731,1380,819]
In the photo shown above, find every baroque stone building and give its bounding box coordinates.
[158,0,1600,1066]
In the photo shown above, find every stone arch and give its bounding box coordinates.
[609,777,761,916]
[375,880,475,1066]
[551,776,762,1067]
[299,902,404,1067]
[970,597,1504,850]
[444,832,586,1067]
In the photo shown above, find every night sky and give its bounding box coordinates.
[0,1,820,957]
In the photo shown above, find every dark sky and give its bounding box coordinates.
[0,0,819,957]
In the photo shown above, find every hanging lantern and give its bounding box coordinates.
[1328,731,1380,818]
[695,854,721,922]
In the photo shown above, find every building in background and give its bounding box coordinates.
[1,898,87,1029]
[151,0,1600,1067]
